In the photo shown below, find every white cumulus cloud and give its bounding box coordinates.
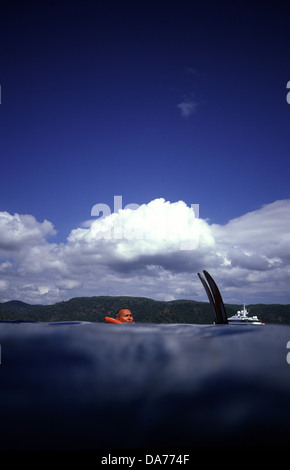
[0,199,289,305]
[0,212,56,252]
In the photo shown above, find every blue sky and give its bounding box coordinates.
[0,0,290,305]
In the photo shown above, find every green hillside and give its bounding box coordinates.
[0,296,290,324]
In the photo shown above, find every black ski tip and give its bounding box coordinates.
[198,270,228,324]
[197,272,219,324]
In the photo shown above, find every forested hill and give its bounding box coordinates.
[0,296,290,324]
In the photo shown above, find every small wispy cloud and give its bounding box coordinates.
[177,98,198,118]
[185,67,200,77]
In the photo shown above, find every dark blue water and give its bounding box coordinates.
[0,321,290,449]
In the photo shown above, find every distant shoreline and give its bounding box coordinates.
[0,296,289,325]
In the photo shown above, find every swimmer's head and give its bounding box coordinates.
[116,308,134,323]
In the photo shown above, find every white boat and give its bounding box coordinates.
[227,304,265,325]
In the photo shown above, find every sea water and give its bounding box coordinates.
[0,321,290,449]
